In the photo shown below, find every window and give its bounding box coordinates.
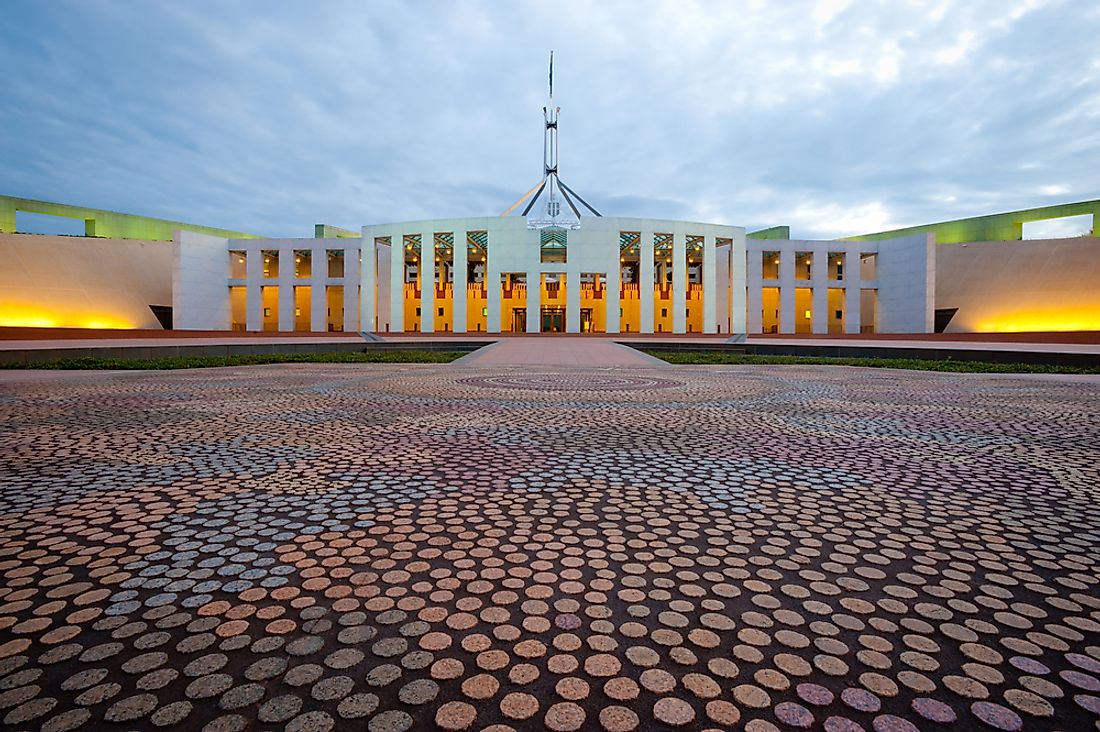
[438,307,444,316]
[796,252,812,280]
[661,308,668,317]
[261,251,279,278]
[762,251,779,279]
[294,250,311,278]
[229,251,247,278]
[540,227,567,263]
[328,251,345,278]
[828,251,844,280]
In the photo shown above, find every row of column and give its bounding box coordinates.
[243,247,358,332]
[745,248,866,334]
[368,229,723,334]
[639,230,719,335]
[381,228,469,334]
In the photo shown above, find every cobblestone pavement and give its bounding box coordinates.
[1,364,1099,732]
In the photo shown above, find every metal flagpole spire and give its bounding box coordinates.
[501,52,601,227]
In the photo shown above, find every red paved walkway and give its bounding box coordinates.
[454,337,669,367]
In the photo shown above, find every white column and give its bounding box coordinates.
[246,247,263,331]
[845,248,861,334]
[639,230,654,334]
[486,237,501,334]
[702,234,717,334]
[811,245,828,335]
[716,244,730,334]
[672,231,687,333]
[746,247,762,334]
[347,245,365,330]
[732,235,748,334]
[390,231,405,333]
[779,248,795,334]
[526,271,540,333]
[373,240,391,332]
[565,271,581,333]
[278,247,294,332]
[605,266,620,334]
[360,241,378,332]
[310,247,326,332]
[453,230,467,333]
[420,232,435,333]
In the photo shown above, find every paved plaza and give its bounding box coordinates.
[1,362,1099,731]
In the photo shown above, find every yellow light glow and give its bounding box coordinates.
[976,307,1100,333]
[0,305,134,329]
[0,313,57,328]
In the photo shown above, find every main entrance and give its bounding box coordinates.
[541,307,565,332]
[511,308,527,333]
[580,308,593,333]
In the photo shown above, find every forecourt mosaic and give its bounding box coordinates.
[0,365,1098,731]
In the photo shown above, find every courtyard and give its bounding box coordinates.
[0,361,1098,731]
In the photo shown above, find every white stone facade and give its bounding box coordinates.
[173,216,935,335]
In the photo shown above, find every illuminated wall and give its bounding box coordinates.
[936,237,1100,332]
[747,226,791,240]
[619,284,641,333]
[1,195,256,242]
[843,199,1099,245]
[0,233,171,328]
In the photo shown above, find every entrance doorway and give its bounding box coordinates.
[580,308,593,333]
[512,308,527,333]
[541,307,565,332]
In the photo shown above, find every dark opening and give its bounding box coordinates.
[149,305,173,330]
[934,308,958,333]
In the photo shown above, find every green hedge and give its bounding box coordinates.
[641,350,1100,374]
[6,351,466,370]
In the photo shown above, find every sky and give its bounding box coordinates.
[2,0,1098,239]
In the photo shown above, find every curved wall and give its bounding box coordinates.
[936,237,1100,332]
[0,233,172,329]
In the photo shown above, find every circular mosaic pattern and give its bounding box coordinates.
[456,373,683,392]
[0,363,1098,732]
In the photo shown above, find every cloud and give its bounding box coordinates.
[0,0,1096,240]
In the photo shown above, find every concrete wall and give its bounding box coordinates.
[742,234,933,334]
[0,233,171,329]
[174,231,231,330]
[877,233,935,333]
[937,237,1100,332]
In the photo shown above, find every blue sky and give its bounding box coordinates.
[2,0,1098,238]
